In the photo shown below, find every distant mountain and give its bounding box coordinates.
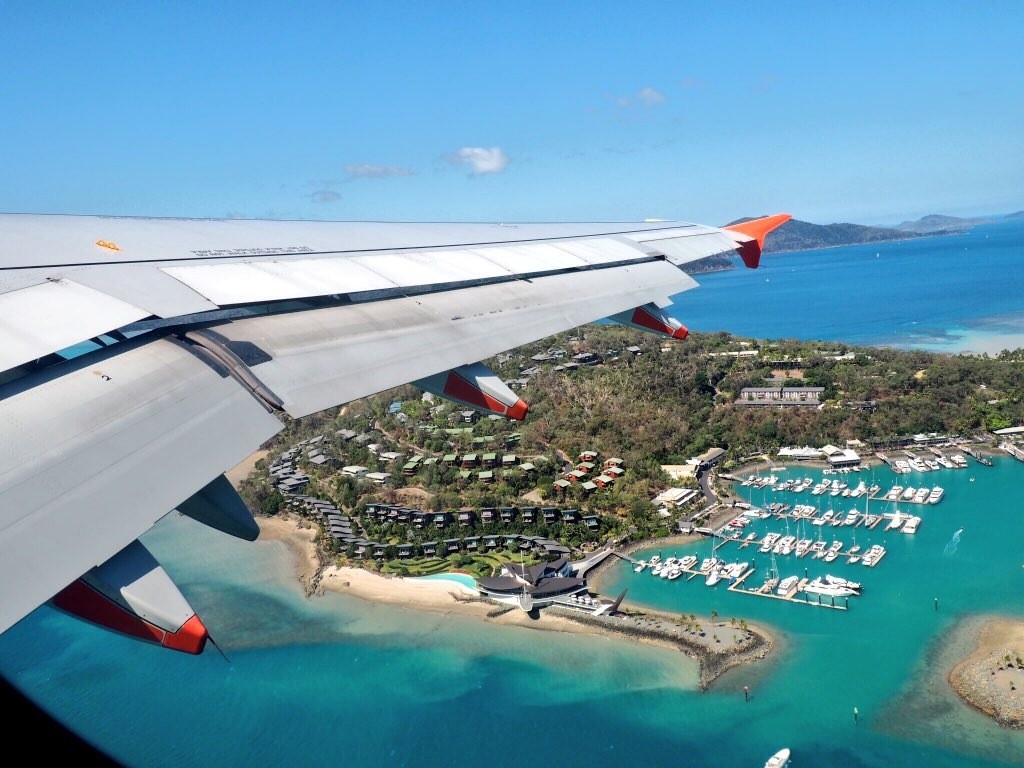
[759,218,922,253]
[689,210,1018,270]
[892,213,994,233]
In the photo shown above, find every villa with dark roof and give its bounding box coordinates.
[475,557,625,615]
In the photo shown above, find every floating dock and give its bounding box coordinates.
[636,556,854,610]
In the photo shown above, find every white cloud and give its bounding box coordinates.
[636,87,665,106]
[448,146,509,175]
[613,86,666,109]
[345,163,414,179]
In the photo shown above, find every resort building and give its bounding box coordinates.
[777,446,823,461]
[476,557,623,614]
[737,386,825,406]
[821,445,862,467]
[653,487,700,509]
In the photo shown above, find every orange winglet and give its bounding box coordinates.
[722,213,791,269]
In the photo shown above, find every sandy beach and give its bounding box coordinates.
[948,615,1024,728]
[254,513,776,689]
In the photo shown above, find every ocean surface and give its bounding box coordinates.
[674,219,1024,354]
[2,220,1024,767]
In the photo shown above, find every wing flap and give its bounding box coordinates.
[624,226,740,266]
[0,338,282,633]
[0,279,149,371]
[204,259,693,418]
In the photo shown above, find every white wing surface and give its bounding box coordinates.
[0,212,788,649]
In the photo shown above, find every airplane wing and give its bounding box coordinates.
[0,212,789,651]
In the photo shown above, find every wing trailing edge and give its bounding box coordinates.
[51,540,208,654]
[415,363,529,420]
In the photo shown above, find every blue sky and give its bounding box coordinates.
[2,2,1022,226]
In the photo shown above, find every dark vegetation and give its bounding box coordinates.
[240,325,1024,548]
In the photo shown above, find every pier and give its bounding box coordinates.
[999,442,1024,462]
[635,559,852,610]
[727,569,849,610]
[960,445,994,466]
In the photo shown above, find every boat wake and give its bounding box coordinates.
[943,527,964,556]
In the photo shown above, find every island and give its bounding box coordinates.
[234,326,1024,692]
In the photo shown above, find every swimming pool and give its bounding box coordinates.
[414,572,478,590]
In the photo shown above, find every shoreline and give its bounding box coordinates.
[255,514,776,690]
[947,614,1024,728]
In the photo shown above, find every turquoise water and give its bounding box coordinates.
[595,459,1024,766]
[415,572,479,589]
[2,221,1024,766]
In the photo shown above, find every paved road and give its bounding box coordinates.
[571,548,617,576]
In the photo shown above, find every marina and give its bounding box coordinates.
[628,452,1016,613]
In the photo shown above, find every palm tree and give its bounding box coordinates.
[710,609,719,625]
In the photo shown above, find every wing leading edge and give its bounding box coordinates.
[0,212,789,650]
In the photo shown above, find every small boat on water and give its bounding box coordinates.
[765,747,791,768]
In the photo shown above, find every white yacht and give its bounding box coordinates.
[928,486,944,503]
[776,576,798,595]
[861,544,886,566]
[902,516,921,534]
[803,577,857,598]
[824,574,862,591]
[730,561,749,578]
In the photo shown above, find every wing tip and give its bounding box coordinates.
[723,213,792,268]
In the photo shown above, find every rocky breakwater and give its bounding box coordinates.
[550,607,774,691]
[948,616,1024,728]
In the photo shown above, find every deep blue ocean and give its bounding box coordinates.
[2,221,1023,767]
[674,219,1024,354]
